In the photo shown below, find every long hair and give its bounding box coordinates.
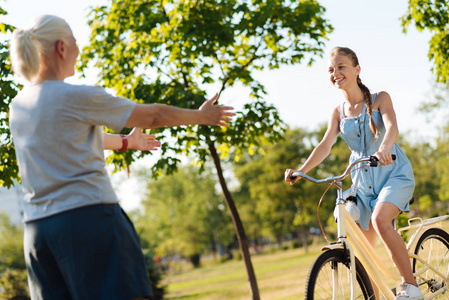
[330,47,379,139]
[9,15,73,82]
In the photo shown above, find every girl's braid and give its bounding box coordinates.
[357,76,379,139]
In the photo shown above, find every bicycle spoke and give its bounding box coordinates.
[307,251,372,299]
[413,229,449,299]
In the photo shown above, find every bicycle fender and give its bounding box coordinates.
[321,243,345,252]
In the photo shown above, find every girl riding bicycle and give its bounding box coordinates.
[285,47,421,300]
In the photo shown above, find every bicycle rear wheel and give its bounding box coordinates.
[305,249,375,299]
[413,228,449,298]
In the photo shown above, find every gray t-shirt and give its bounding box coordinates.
[9,81,136,222]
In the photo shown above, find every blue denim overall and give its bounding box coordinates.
[339,94,415,230]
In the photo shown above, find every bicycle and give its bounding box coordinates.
[290,156,449,300]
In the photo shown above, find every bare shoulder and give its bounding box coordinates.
[332,104,341,116]
[327,104,341,131]
[331,104,341,122]
[373,91,393,110]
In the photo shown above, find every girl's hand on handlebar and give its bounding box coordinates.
[285,168,300,185]
[373,149,393,166]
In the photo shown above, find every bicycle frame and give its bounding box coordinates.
[329,183,397,299]
[330,186,449,300]
[292,157,449,300]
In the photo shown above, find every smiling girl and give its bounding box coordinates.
[285,47,421,300]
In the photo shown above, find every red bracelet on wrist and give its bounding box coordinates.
[117,134,128,152]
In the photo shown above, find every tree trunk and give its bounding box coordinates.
[208,141,260,300]
[301,226,309,253]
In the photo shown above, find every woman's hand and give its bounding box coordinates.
[285,168,301,185]
[127,127,161,151]
[373,148,393,166]
[198,93,235,127]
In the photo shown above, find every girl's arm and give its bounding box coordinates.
[373,91,399,166]
[285,106,341,185]
[104,127,161,151]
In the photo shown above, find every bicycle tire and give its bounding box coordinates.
[413,228,449,298]
[305,249,375,300]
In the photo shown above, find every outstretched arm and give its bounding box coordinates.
[284,106,341,185]
[124,93,235,129]
[104,127,161,151]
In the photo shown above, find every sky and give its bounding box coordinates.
[2,0,441,210]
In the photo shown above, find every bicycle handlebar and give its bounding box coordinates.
[290,154,396,184]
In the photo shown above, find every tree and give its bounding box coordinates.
[234,128,314,247]
[401,0,449,216]
[142,250,165,300]
[397,136,441,216]
[0,213,25,273]
[402,0,449,83]
[134,165,233,267]
[433,124,449,211]
[0,5,21,188]
[0,213,29,299]
[233,126,349,250]
[0,269,29,300]
[82,1,332,298]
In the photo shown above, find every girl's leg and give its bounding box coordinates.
[371,202,417,286]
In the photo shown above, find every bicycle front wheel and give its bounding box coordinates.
[413,228,449,298]
[305,249,374,300]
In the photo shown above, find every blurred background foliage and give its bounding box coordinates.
[2,0,449,298]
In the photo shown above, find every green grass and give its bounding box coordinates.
[161,245,322,300]
[162,240,395,300]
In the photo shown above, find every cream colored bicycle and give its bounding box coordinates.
[291,156,449,299]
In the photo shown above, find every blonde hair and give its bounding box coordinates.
[330,46,379,139]
[9,15,73,82]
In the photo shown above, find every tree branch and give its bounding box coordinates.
[219,44,261,96]
[181,67,190,89]
[161,3,170,23]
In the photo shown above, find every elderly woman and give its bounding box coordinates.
[9,14,234,300]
